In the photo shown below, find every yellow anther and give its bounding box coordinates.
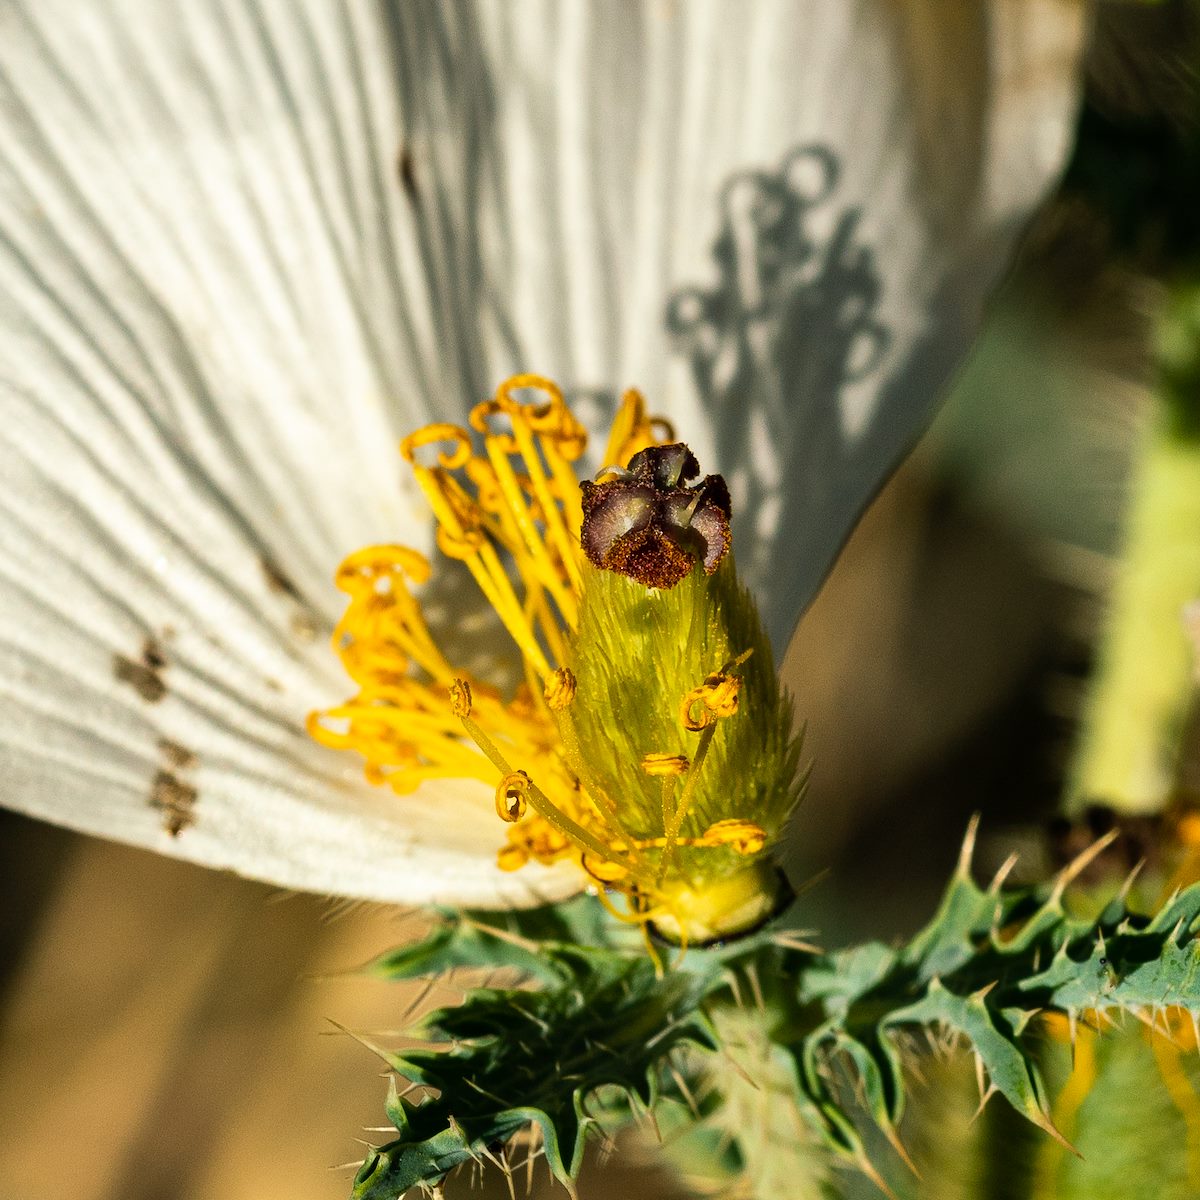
[399,423,474,469]
[436,524,485,560]
[497,842,530,872]
[640,752,690,777]
[499,815,574,872]
[449,678,473,718]
[495,373,565,425]
[602,387,673,468]
[700,819,768,855]
[496,770,531,822]
[582,852,631,885]
[681,671,742,731]
[334,544,431,595]
[543,667,577,711]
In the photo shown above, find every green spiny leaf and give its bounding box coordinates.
[365,895,614,985]
[353,943,716,1199]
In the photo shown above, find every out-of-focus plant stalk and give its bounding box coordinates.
[1068,282,1200,816]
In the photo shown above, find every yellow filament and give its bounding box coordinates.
[603,387,666,468]
[454,701,634,871]
[550,699,651,873]
[657,722,719,884]
[410,463,555,680]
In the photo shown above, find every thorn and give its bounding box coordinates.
[720,1049,760,1091]
[855,1145,900,1200]
[1131,1007,1156,1031]
[448,1117,483,1166]
[645,1106,664,1144]
[460,914,542,954]
[745,962,766,1012]
[1050,829,1120,904]
[668,1062,702,1119]
[397,974,442,1026]
[1118,859,1145,903]
[1068,1010,1078,1067]
[323,1018,402,1069]
[771,929,824,954]
[971,980,998,1002]
[1029,1106,1082,1159]
[958,814,982,879]
[880,1121,922,1180]
[989,852,1020,894]
[970,1084,998,1124]
[724,968,745,1010]
[974,1051,987,1103]
[1153,1005,1174,1038]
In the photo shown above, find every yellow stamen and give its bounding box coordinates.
[543,667,577,711]
[449,678,472,717]
[311,375,783,939]
[657,722,719,884]
[699,819,768,855]
[496,771,530,822]
[681,671,742,731]
[641,753,690,776]
[603,387,670,468]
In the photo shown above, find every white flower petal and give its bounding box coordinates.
[0,0,574,906]
[437,0,1086,650]
[0,0,1084,903]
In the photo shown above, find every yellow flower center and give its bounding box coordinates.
[308,374,794,941]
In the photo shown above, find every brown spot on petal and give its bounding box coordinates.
[157,737,197,772]
[113,643,167,704]
[150,770,197,837]
[142,635,168,672]
[398,146,420,205]
[260,555,302,599]
[261,554,321,643]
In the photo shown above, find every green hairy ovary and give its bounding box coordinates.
[563,557,804,885]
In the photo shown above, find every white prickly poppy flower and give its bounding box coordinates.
[0,1,1087,908]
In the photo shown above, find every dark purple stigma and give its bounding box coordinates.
[579,443,732,589]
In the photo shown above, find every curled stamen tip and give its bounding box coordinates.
[703,673,741,717]
[681,672,742,731]
[495,770,531,822]
[701,819,768,855]
[640,752,690,777]
[436,524,485,560]
[544,667,577,711]
[449,678,473,718]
